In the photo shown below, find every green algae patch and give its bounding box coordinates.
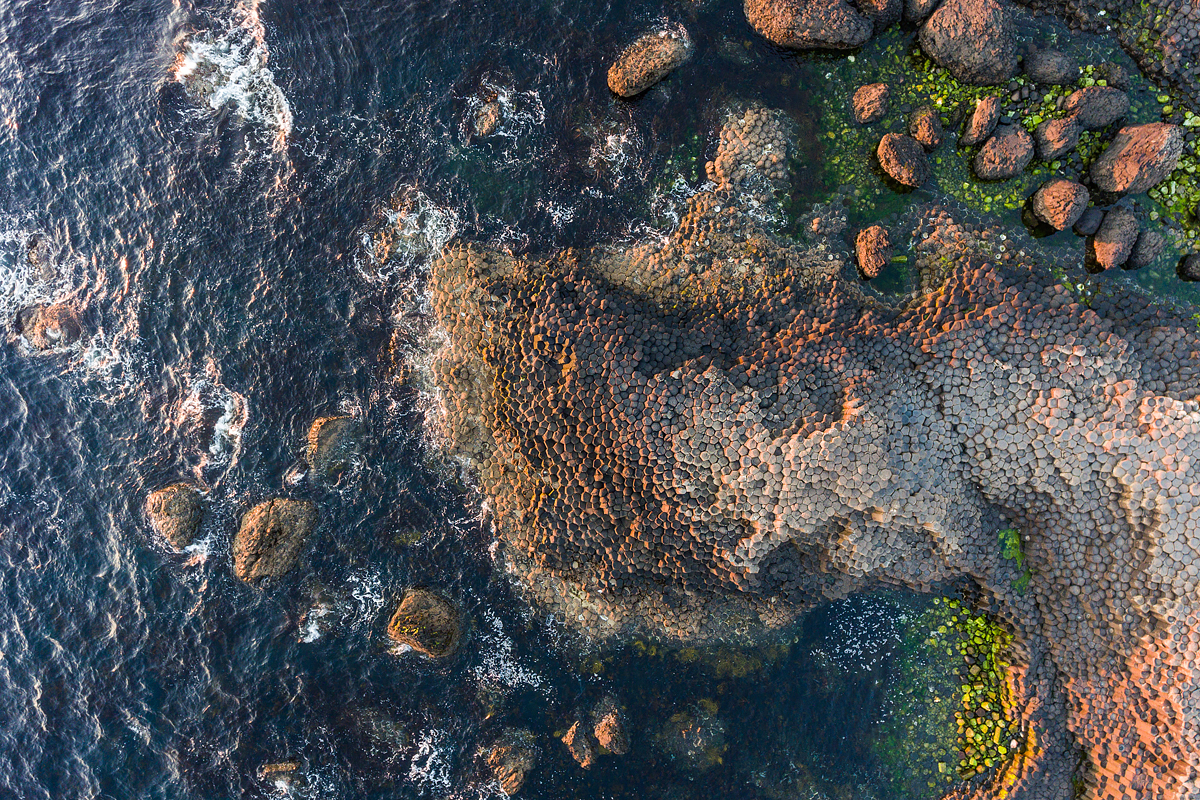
[871,597,1023,799]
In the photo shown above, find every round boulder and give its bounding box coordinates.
[1032,178,1090,231]
[1063,86,1130,131]
[1091,206,1140,270]
[908,105,944,150]
[1034,115,1081,161]
[1073,206,1104,237]
[473,101,503,137]
[744,0,873,50]
[15,302,82,351]
[856,225,893,279]
[607,29,693,98]
[233,499,318,582]
[1090,123,1185,195]
[853,82,890,124]
[387,589,461,658]
[1126,230,1165,271]
[858,0,902,32]
[972,125,1034,179]
[959,95,1001,146]
[306,415,363,480]
[1023,48,1078,85]
[877,133,930,187]
[918,0,1018,86]
[146,483,204,550]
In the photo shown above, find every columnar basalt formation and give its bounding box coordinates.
[428,109,1200,798]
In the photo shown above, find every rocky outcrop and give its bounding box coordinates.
[590,696,629,755]
[1090,205,1139,270]
[908,105,943,150]
[306,415,362,480]
[473,101,502,137]
[876,133,929,187]
[1090,123,1185,195]
[1031,178,1089,231]
[855,224,892,279]
[562,721,597,769]
[1022,48,1077,84]
[654,705,726,771]
[386,589,460,657]
[14,302,82,351]
[972,124,1033,179]
[145,483,204,550]
[959,95,1000,146]
[744,0,873,50]
[607,29,693,98]
[918,0,1018,85]
[485,728,538,795]
[1033,115,1080,161]
[1063,86,1129,131]
[852,82,889,124]
[1126,229,1164,271]
[233,499,318,582]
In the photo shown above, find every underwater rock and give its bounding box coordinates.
[607,28,693,98]
[1033,115,1080,161]
[14,302,82,351]
[972,124,1033,179]
[918,0,1018,86]
[654,704,726,771]
[305,415,363,480]
[257,761,305,791]
[1031,178,1089,231]
[876,132,929,187]
[1125,229,1164,271]
[145,483,204,550]
[1100,61,1130,91]
[852,82,890,124]
[1072,206,1103,236]
[959,95,1000,146]
[386,589,460,658]
[1063,86,1129,131]
[908,105,944,150]
[744,0,873,50]
[1090,122,1185,195]
[473,100,503,137]
[232,499,318,582]
[855,224,892,279]
[1180,253,1200,282]
[903,0,941,24]
[562,720,597,769]
[1091,205,1139,270]
[1022,47,1078,85]
[590,695,629,755]
[485,728,538,795]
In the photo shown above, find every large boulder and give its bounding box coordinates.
[918,0,1018,86]
[856,225,893,279]
[1179,254,1200,282]
[591,696,630,755]
[1091,206,1140,270]
[562,720,597,768]
[1126,230,1165,271]
[1031,178,1089,231]
[306,415,363,480]
[744,0,873,50]
[972,125,1034,179]
[876,133,930,187]
[607,29,693,98]
[233,499,318,582]
[959,95,1001,146]
[485,728,538,795]
[146,483,204,550]
[1034,115,1081,161]
[1063,86,1130,131]
[387,589,461,657]
[1073,206,1104,237]
[853,82,890,124]
[1090,123,1185,195]
[14,302,82,351]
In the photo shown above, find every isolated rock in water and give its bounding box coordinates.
[876,133,929,187]
[591,696,629,755]
[1063,86,1129,130]
[903,0,941,24]
[1126,230,1164,271]
[1090,123,1185,195]
[959,95,1000,146]
[306,415,362,479]
[485,728,538,795]
[744,0,873,50]
[1073,206,1103,236]
[1179,254,1200,281]
[972,124,1033,179]
[1022,48,1078,84]
[857,0,902,33]
[233,499,318,582]
[258,761,305,791]
[386,589,460,657]
[1034,115,1081,161]
[918,0,1018,85]
[607,29,693,98]
[562,720,597,769]
[852,82,889,124]
[856,225,892,279]
[655,705,726,771]
[1091,206,1139,270]
[473,100,503,137]
[908,105,943,150]
[146,483,204,550]
[1032,178,1089,231]
[14,302,82,351]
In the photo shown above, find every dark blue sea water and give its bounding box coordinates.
[0,1,1028,798]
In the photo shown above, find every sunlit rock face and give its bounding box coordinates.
[428,107,1200,799]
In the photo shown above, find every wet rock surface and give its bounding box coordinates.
[972,124,1033,179]
[1091,205,1139,270]
[959,95,1000,146]
[590,695,629,755]
[145,483,204,550]
[852,82,889,124]
[855,224,892,279]
[1126,229,1164,271]
[485,728,538,795]
[1033,115,1080,161]
[744,0,873,50]
[876,132,929,187]
[1031,177,1089,231]
[14,302,82,351]
[1072,205,1103,237]
[1062,85,1129,131]
[386,588,460,657]
[1090,122,1185,195]
[305,415,362,480]
[232,499,318,582]
[1022,47,1077,85]
[907,105,943,150]
[607,29,693,98]
[918,0,1018,85]
[562,720,597,769]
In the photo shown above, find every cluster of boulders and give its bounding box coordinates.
[561,695,630,769]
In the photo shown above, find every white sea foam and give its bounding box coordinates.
[0,223,77,329]
[355,187,459,284]
[816,597,903,673]
[173,0,293,148]
[473,610,545,692]
[461,80,545,146]
[407,728,454,794]
[172,362,249,478]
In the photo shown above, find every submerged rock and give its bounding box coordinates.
[876,133,929,187]
[386,589,460,657]
[972,124,1033,179]
[562,720,597,769]
[959,95,1000,146]
[744,0,873,50]
[918,0,1018,86]
[908,105,943,150]
[257,761,305,791]
[1091,206,1139,270]
[145,483,204,550]
[654,704,726,771]
[485,728,538,795]
[1179,254,1200,282]
[607,28,693,98]
[1034,115,1081,161]
[1063,86,1129,131]
[233,499,318,582]
[1090,123,1185,195]
[306,415,363,480]
[14,302,82,351]
[855,224,892,279]
[1073,206,1104,237]
[1022,48,1078,85]
[1032,178,1089,231]
[1126,230,1164,271]
[473,100,503,137]
[591,695,629,755]
[852,82,890,124]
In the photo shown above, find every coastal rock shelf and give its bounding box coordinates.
[428,104,1200,797]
